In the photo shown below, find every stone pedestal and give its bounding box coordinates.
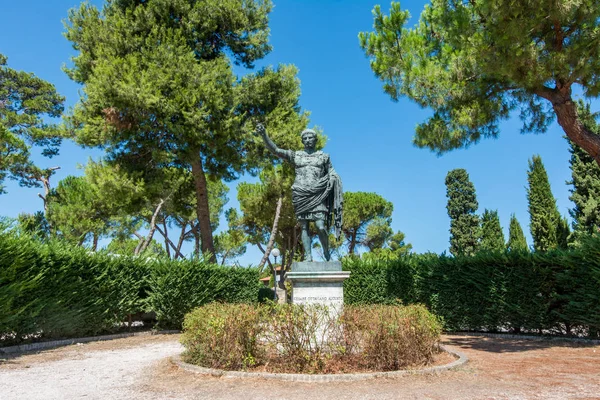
[285,261,350,310]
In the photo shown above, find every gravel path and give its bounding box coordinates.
[1,334,599,399]
[0,335,183,400]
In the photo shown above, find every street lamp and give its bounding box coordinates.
[271,248,280,299]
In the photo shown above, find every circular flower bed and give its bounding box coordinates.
[181,303,443,374]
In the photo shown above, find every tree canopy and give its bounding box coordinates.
[0,53,64,194]
[445,168,480,256]
[63,0,305,261]
[568,101,600,243]
[360,1,600,165]
[479,209,505,252]
[506,214,528,252]
[527,155,561,252]
[342,191,394,255]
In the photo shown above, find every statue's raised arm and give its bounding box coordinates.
[255,123,293,162]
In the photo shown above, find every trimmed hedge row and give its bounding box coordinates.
[0,230,260,344]
[344,235,600,336]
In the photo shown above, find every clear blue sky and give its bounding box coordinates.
[1,0,594,263]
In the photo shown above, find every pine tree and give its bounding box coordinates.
[480,209,505,252]
[0,54,64,194]
[360,1,600,166]
[64,0,305,262]
[445,169,480,256]
[527,155,561,252]
[506,214,528,252]
[567,101,600,243]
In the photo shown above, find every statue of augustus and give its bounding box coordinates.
[256,123,343,261]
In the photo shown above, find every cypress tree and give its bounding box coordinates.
[506,214,528,252]
[556,215,571,250]
[567,101,600,244]
[527,155,560,252]
[480,209,505,252]
[445,169,480,256]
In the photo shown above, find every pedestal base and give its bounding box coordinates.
[286,261,350,310]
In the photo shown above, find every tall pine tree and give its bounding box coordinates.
[445,169,480,256]
[480,209,505,252]
[567,101,600,243]
[527,155,561,252]
[506,214,528,252]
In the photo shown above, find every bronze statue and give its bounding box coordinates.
[256,123,343,261]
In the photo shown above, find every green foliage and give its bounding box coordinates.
[214,208,248,265]
[181,303,442,373]
[342,191,394,254]
[17,212,50,241]
[445,169,480,256]
[64,0,303,258]
[359,1,600,159]
[106,238,166,257]
[238,163,316,267]
[0,53,65,193]
[344,238,600,336]
[567,101,600,243]
[527,155,561,252]
[0,229,148,343]
[557,215,571,250]
[480,209,505,252]
[46,161,147,248]
[0,229,260,343]
[506,214,528,252]
[147,258,260,329]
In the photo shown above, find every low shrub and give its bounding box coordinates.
[180,303,442,373]
[181,303,264,369]
[342,304,443,370]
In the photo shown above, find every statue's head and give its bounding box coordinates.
[301,128,317,149]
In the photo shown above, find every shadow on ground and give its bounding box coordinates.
[444,334,600,354]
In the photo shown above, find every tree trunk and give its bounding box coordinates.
[155,225,186,259]
[190,155,216,262]
[162,221,170,258]
[258,196,283,271]
[175,223,188,259]
[137,199,165,255]
[536,86,600,166]
[286,227,299,270]
[348,230,358,254]
[92,232,98,251]
[553,100,600,166]
[257,242,274,272]
[193,224,200,258]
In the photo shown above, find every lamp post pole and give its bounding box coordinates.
[271,248,280,300]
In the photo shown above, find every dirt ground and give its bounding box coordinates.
[1,333,599,399]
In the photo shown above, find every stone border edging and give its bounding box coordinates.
[448,331,600,345]
[171,345,468,382]
[0,330,180,355]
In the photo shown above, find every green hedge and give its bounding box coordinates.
[0,229,260,344]
[3,225,599,343]
[344,235,600,336]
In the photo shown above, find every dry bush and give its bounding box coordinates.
[264,304,343,373]
[181,303,265,370]
[342,304,443,370]
[181,303,442,373]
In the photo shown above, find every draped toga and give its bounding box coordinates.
[280,149,343,239]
